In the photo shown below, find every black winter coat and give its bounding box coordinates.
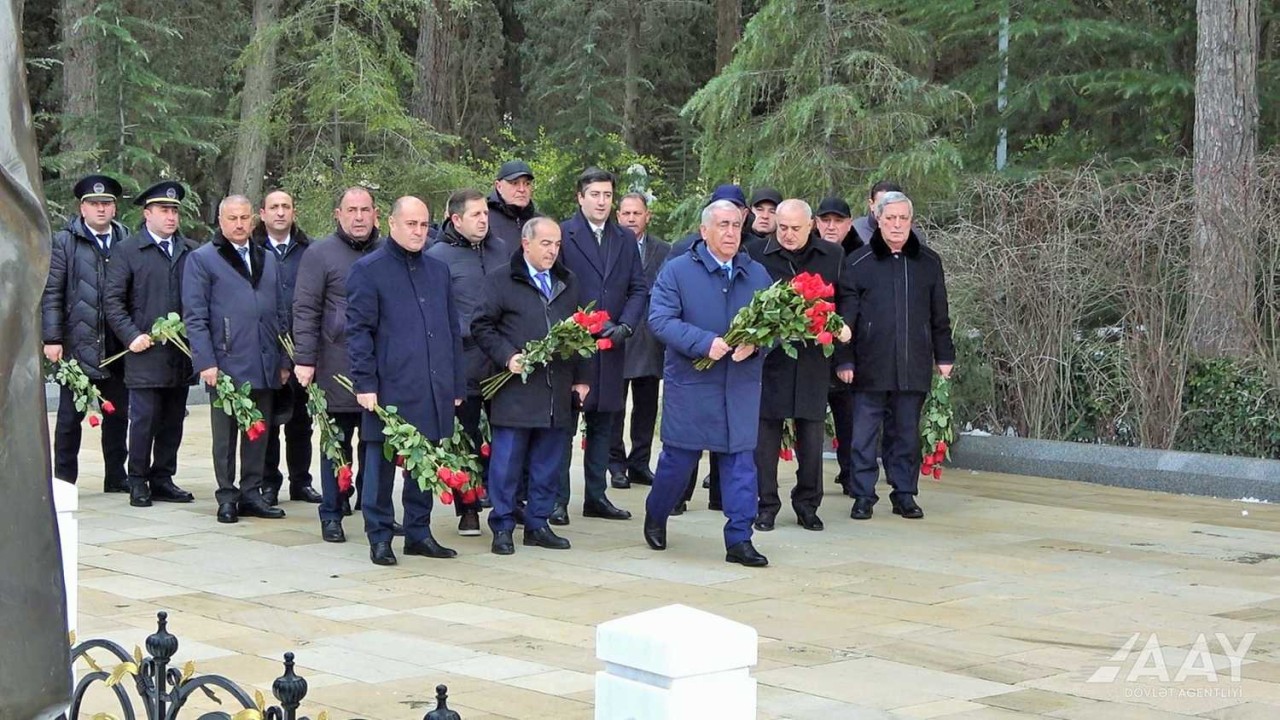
[471,252,589,429]
[424,220,509,394]
[102,229,197,389]
[291,228,381,414]
[750,237,848,420]
[41,217,129,379]
[839,231,955,393]
[252,223,310,332]
[486,190,540,247]
[623,235,671,380]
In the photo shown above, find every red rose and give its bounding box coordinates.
[816,331,833,346]
[831,437,839,449]
[337,464,354,493]
[462,489,477,504]
[932,467,943,481]
[476,486,487,500]
[920,463,933,476]
[439,491,454,505]
[455,470,470,486]
[88,414,101,428]
[480,442,491,458]
[935,440,947,454]
[779,448,794,461]
[597,338,613,351]
[102,401,117,415]
[396,455,406,467]
[580,437,586,450]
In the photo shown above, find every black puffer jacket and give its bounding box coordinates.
[486,190,540,247]
[424,220,510,393]
[42,217,129,379]
[471,251,588,429]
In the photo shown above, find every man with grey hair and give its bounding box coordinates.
[839,190,954,521]
[183,194,292,524]
[644,199,774,566]
[748,199,851,532]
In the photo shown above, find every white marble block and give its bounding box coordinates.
[595,604,758,720]
[52,479,78,633]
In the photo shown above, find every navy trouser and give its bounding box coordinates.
[264,376,314,491]
[453,395,489,514]
[647,446,757,548]
[210,388,273,505]
[558,409,613,507]
[53,373,129,485]
[318,411,369,523]
[127,387,187,487]
[849,391,926,504]
[489,426,567,533]
[362,441,434,545]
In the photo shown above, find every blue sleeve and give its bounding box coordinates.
[648,263,717,359]
[345,262,379,394]
[444,267,467,398]
[181,252,216,373]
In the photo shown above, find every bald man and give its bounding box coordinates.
[346,196,467,565]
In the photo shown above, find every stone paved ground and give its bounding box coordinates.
[65,412,1280,719]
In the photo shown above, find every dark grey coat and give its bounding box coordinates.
[623,235,671,380]
[291,228,382,413]
[424,220,510,394]
[102,229,197,389]
[486,189,540,247]
[41,216,129,379]
[252,223,310,332]
[182,234,289,391]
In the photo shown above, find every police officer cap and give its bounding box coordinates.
[707,184,747,208]
[816,197,851,218]
[749,187,783,208]
[74,174,122,202]
[133,180,186,207]
[496,160,534,182]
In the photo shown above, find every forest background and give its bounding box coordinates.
[22,0,1280,460]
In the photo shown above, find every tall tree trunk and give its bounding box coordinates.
[330,1,342,173]
[229,0,283,199]
[715,0,739,72]
[1190,0,1260,357]
[621,0,642,148]
[60,0,98,173]
[493,0,526,121]
[410,0,455,131]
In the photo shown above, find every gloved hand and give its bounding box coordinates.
[598,320,632,342]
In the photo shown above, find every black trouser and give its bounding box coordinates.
[558,409,613,507]
[453,395,488,515]
[53,373,129,485]
[127,387,187,488]
[682,453,722,506]
[264,377,314,493]
[210,389,274,506]
[608,376,660,475]
[756,417,825,517]
[318,411,369,522]
[849,391,925,504]
[828,386,854,487]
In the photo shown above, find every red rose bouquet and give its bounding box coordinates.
[212,373,268,441]
[45,358,118,428]
[694,272,847,370]
[919,374,954,481]
[282,335,352,491]
[479,305,610,399]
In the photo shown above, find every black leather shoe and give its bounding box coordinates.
[261,486,280,507]
[289,484,323,503]
[548,503,570,526]
[708,500,723,512]
[610,470,630,489]
[670,501,687,516]
[583,497,631,520]
[492,529,515,555]
[370,541,397,566]
[240,498,286,519]
[726,540,768,567]
[217,503,238,524]
[104,478,129,494]
[797,510,824,531]
[753,512,776,532]
[627,467,655,486]
[892,497,925,519]
[404,535,457,558]
[391,521,405,536]
[321,520,345,543]
[513,502,527,525]
[643,516,667,551]
[523,526,571,550]
[150,481,193,503]
[341,496,353,516]
[851,498,874,520]
[129,482,152,508]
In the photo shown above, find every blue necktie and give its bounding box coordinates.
[536,272,552,298]
[238,245,251,273]
[158,239,171,258]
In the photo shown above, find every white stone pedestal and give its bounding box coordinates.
[52,479,78,634]
[595,604,758,720]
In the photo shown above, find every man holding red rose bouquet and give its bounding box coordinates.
[472,218,592,555]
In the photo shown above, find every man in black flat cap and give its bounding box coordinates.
[487,160,541,248]
[42,174,131,493]
[103,181,198,508]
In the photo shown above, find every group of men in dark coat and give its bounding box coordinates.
[43,163,955,569]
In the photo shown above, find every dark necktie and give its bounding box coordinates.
[536,272,552,299]
[158,239,171,258]
[594,228,603,245]
[274,242,288,259]
[238,245,251,273]
[95,233,110,252]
